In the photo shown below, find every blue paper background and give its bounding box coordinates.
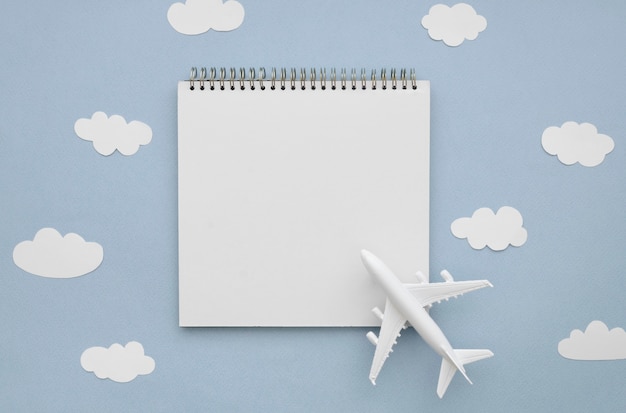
[1,1,625,411]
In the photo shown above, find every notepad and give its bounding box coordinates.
[178,68,430,326]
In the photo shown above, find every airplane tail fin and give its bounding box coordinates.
[437,348,493,398]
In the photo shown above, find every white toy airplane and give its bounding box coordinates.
[361,249,493,398]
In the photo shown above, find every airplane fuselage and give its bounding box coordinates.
[362,251,454,358]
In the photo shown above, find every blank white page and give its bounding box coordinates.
[178,79,430,326]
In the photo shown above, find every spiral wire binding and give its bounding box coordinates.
[188,67,418,91]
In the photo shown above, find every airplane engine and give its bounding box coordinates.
[366,331,379,346]
[415,271,427,283]
[371,307,384,320]
[440,269,454,282]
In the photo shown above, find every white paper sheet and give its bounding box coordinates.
[178,79,430,326]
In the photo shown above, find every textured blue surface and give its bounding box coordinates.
[1,1,625,411]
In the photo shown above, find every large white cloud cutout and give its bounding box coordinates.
[541,121,614,167]
[451,206,527,251]
[421,3,487,47]
[74,111,152,156]
[558,321,626,361]
[13,228,103,278]
[81,341,156,383]
[167,0,245,35]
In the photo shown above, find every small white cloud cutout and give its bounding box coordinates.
[542,121,614,167]
[167,0,245,35]
[558,321,626,361]
[13,228,103,278]
[74,111,152,156]
[81,341,155,383]
[451,206,527,251]
[421,3,487,47]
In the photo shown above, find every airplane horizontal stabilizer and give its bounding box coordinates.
[436,348,493,398]
[455,349,494,365]
[437,357,457,398]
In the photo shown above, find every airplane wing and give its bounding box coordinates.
[368,298,407,384]
[405,280,492,308]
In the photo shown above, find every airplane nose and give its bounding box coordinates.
[361,250,374,267]
[360,250,377,275]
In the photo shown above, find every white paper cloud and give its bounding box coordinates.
[81,341,155,383]
[74,111,152,156]
[13,228,103,278]
[451,206,527,251]
[542,121,614,167]
[167,0,245,35]
[558,321,626,361]
[421,3,487,47]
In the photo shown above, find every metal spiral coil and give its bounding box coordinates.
[188,67,418,91]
